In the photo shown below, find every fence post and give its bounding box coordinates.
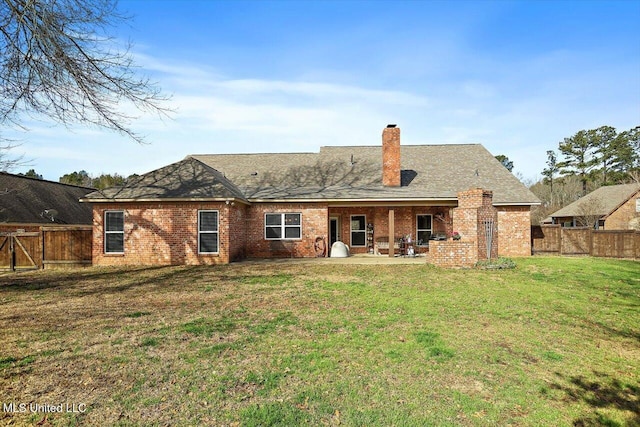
[41,227,45,269]
[9,235,15,272]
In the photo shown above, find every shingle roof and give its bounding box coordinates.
[190,144,540,205]
[0,173,94,224]
[550,183,640,218]
[82,157,248,202]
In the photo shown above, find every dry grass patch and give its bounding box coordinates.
[0,258,638,426]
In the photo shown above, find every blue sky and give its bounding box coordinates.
[10,0,640,182]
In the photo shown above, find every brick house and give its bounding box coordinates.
[81,125,540,266]
[549,183,640,229]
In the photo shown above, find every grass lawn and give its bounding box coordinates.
[0,257,638,426]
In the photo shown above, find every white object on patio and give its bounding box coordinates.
[330,241,350,258]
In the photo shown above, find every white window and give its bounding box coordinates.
[198,210,219,254]
[350,215,366,247]
[265,213,301,240]
[417,214,433,243]
[104,211,124,253]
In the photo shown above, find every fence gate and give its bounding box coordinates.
[0,232,41,271]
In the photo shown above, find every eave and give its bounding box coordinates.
[493,202,541,206]
[247,197,459,207]
[79,196,539,208]
[79,197,250,206]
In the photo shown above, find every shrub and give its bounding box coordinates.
[475,257,516,270]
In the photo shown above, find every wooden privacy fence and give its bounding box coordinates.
[532,225,640,259]
[0,225,92,270]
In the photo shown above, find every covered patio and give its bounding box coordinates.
[327,203,455,257]
[324,188,503,268]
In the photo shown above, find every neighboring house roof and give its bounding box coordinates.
[0,172,94,225]
[82,157,248,203]
[190,144,540,205]
[550,183,640,219]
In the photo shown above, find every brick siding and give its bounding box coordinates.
[427,241,478,268]
[91,192,532,265]
[452,189,498,259]
[382,126,401,187]
[429,188,533,267]
[243,203,329,258]
[92,202,237,266]
[604,191,640,230]
[497,206,532,257]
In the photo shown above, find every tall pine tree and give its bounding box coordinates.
[557,130,597,195]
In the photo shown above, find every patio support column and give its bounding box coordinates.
[389,209,395,257]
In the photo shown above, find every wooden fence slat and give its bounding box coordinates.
[0,226,93,270]
[13,236,38,268]
[533,225,639,259]
[42,228,92,266]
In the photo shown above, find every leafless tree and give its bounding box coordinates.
[529,175,589,225]
[0,140,24,170]
[575,196,606,229]
[0,0,169,169]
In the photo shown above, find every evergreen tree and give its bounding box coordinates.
[495,154,514,172]
[557,130,596,195]
[541,150,558,203]
[59,170,92,187]
[19,168,43,179]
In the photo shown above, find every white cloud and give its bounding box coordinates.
[10,40,639,183]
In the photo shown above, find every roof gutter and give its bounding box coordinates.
[248,197,459,206]
[493,202,542,206]
[79,197,250,205]
[79,197,540,207]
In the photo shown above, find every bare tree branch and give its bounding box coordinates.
[0,139,28,171]
[575,196,605,229]
[0,0,170,155]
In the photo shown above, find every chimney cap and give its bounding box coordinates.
[386,124,397,128]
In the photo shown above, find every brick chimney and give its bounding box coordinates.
[382,124,401,187]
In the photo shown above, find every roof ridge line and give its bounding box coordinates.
[188,158,247,199]
[0,171,95,190]
[189,152,318,157]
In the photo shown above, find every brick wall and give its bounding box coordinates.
[453,188,498,259]
[605,191,640,230]
[428,188,536,268]
[477,192,499,260]
[497,206,532,257]
[92,202,236,266]
[427,241,477,268]
[244,203,329,258]
[90,196,532,265]
[228,203,248,261]
[453,188,532,258]
[382,126,401,187]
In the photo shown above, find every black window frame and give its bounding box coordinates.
[350,215,366,247]
[198,210,220,254]
[264,213,302,240]
[416,214,433,243]
[104,210,124,254]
